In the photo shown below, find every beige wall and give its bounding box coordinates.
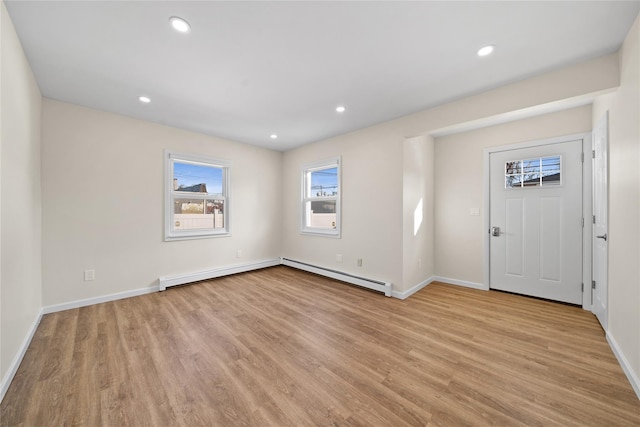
[403,135,435,291]
[41,100,282,306]
[434,105,592,284]
[0,1,42,387]
[281,123,405,288]
[593,13,640,388]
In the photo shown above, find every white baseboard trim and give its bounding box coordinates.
[0,310,42,403]
[392,277,435,300]
[42,285,159,315]
[158,258,281,291]
[431,276,488,291]
[281,258,392,297]
[607,332,640,399]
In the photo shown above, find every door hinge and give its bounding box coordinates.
[593,215,596,224]
[581,283,584,292]
[592,280,596,290]
[592,150,596,159]
[582,217,584,228]
[581,152,584,163]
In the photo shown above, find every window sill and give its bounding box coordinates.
[301,229,341,238]
[165,232,231,242]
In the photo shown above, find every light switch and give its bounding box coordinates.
[470,207,480,216]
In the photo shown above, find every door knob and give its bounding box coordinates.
[491,226,503,237]
[596,233,607,241]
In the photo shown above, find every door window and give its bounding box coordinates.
[505,155,561,188]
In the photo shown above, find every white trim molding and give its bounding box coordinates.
[607,332,640,399]
[392,277,434,299]
[158,259,281,291]
[42,286,159,315]
[0,311,42,403]
[432,276,488,291]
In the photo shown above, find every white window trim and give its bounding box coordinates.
[164,150,231,241]
[301,156,341,238]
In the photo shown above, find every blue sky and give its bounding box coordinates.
[174,162,222,194]
[310,167,338,195]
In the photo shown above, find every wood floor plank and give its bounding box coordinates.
[2,266,639,426]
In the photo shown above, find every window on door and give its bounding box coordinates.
[301,157,341,237]
[505,155,561,188]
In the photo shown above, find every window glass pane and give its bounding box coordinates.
[173,161,223,194]
[522,158,540,174]
[310,167,338,197]
[521,158,541,187]
[306,200,337,229]
[209,199,225,229]
[506,175,523,188]
[174,198,204,214]
[541,156,561,185]
[506,161,521,175]
[522,174,542,187]
[173,198,224,230]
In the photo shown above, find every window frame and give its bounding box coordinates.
[164,150,231,241]
[300,156,341,237]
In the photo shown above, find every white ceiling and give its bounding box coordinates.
[5,1,640,151]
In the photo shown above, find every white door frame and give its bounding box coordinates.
[592,112,609,328]
[483,132,593,309]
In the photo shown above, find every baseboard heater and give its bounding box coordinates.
[158,259,280,291]
[281,257,392,297]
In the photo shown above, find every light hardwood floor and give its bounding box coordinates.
[2,266,639,426]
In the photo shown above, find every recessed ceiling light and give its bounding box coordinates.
[169,16,191,33]
[270,134,278,139]
[138,96,151,103]
[477,45,495,57]
[336,105,346,113]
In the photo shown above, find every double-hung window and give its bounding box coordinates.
[301,157,341,237]
[165,151,230,240]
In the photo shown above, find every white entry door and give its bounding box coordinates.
[489,139,583,304]
[592,113,609,329]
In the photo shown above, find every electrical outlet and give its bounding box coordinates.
[84,269,95,281]
[236,249,242,258]
[336,254,343,263]
[357,258,363,267]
